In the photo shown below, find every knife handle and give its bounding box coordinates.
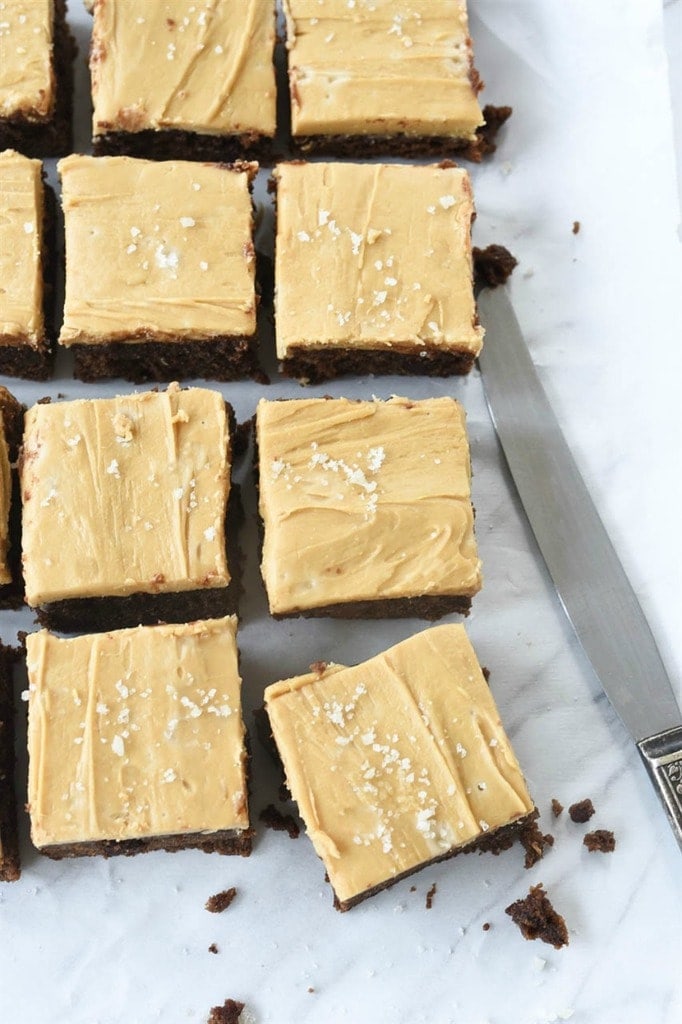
[637,726,682,850]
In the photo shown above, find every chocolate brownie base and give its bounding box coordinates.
[280,344,476,385]
[290,105,512,163]
[93,127,274,165]
[72,335,261,385]
[0,184,56,382]
[271,593,472,621]
[0,0,77,158]
[37,827,253,861]
[34,479,243,634]
[335,810,540,912]
[0,645,20,882]
[0,389,24,609]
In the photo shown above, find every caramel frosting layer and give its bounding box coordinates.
[0,411,11,585]
[274,161,483,359]
[26,617,249,848]
[0,149,45,348]
[21,384,231,606]
[284,0,483,138]
[257,396,482,615]
[0,0,54,120]
[58,154,257,346]
[91,0,276,139]
[265,624,534,906]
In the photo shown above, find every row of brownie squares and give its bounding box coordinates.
[1,0,506,164]
[0,149,484,384]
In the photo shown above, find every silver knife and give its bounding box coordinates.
[477,286,682,849]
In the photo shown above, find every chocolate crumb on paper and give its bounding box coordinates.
[572,220,581,234]
[259,803,300,839]
[205,887,237,914]
[425,882,437,909]
[520,819,554,868]
[551,798,564,818]
[584,829,616,853]
[208,943,219,954]
[207,998,245,1024]
[472,244,518,288]
[505,883,569,949]
[568,799,595,823]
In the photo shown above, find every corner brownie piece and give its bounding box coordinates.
[284,0,486,158]
[274,161,483,382]
[0,644,20,881]
[0,150,53,379]
[264,624,536,910]
[90,0,276,162]
[58,154,260,382]
[21,383,239,633]
[256,395,482,618]
[26,617,252,859]
[0,0,76,157]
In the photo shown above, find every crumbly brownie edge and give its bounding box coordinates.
[36,827,253,861]
[0,0,77,158]
[0,645,20,882]
[0,183,56,382]
[280,345,476,385]
[289,106,512,163]
[92,128,275,165]
[72,335,261,385]
[335,811,540,911]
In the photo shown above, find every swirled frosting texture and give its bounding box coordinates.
[58,154,257,346]
[0,150,45,348]
[257,396,482,615]
[265,624,534,906]
[0,0,54,120]
[21,384,231,606]
[274,161,483,359]
[284,0,483,138]
[91,0,276,138]
[26,617,249,848]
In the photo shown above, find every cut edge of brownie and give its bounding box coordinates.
[36,826,253,861]
[0,388,25,609]
[0,643,20,882]
[92,127,275,165]
[72,335,262,385]
[288,105,512,163]
[0,178,56,382]
[0,0,77,158]
[280,345,476,385]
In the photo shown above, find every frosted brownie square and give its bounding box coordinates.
[21,384,239,633]
[274,161,483,382]
[0,0,76,157]
[284,0,488,158]
[90,0,276,162]
[0,644,20,881]
[26,617,252,859]
[264,624,536,910]
[0,150,54,380]
[58,154,260,382]
[256,395,482,618]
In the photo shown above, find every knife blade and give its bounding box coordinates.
[476,286,682,849]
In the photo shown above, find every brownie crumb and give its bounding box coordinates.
[207,998,244,1024]
[473,244,518,288]
[425,882,437,909]
[568,799,595,824]
[307,987,315,994]
[474,104,513,160]
[520,819,555,869]
[259,803,300,839]
[309,661,328,676]
[208,943,219,954]
[572,220,581,234]
[482,922,491,932]
[551,798,564,818]
[409,885,417,893]
[505,883,569,949]
[205,887,237,914]
[584,829,616,853]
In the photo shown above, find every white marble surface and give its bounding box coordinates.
[1,2,681,1022]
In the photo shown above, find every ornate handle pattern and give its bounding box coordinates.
[637,725,682,851]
